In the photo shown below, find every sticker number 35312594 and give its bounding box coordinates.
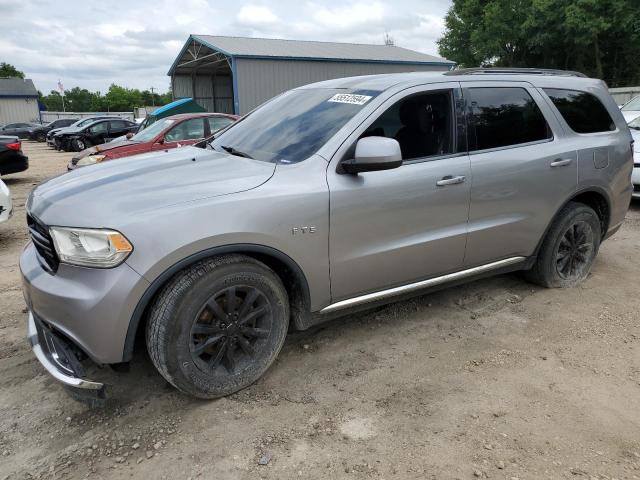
[328,94,372,105]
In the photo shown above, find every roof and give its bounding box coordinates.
[187,34,453,65]
[0,78,38,97]
[151,98,193,116]
[299,70,601,92]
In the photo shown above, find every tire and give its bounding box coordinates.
[71,138,87,152]
[526,202,601,288]
[36,132,46,142]
[146,254,289,399]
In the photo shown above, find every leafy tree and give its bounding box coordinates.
[0,62,25,78]
[437,0,640,86]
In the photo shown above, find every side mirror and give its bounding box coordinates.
[157,137,165,145]
[340,136,403,174]
[125,132,134,140]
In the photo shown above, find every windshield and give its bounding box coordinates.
[211,88,379,163]
[622,96,640,111]
[629,116,640,129]
[75,118,100,128]
[132,118,174,142]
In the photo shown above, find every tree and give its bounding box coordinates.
[0,62,25,78]
[437,0,640,86]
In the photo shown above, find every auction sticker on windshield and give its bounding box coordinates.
[328,93,372,105]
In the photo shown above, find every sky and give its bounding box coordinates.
[0,0,453,95]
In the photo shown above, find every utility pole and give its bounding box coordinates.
[150,87,156,106]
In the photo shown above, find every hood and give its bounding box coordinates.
[55,126,84,136]
[28,146,276,227]
[622,111,640,123]
[73,138,134,161]
[631,128,640,154]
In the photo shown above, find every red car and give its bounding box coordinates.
[68,112,238,170]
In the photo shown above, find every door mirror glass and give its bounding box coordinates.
[340,136,402,174]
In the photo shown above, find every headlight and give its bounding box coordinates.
[49,227,133,268]
[76,155,106,167]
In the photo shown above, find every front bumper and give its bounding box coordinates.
[20,242,150,364]
[27,312,104,390]
[632,165,640,198]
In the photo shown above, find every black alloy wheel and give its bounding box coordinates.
[189,285,272,374]
[555,220,595,281]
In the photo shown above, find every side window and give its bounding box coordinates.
[361,90,454,161]
[165,118,205,142]
[109,120,127,130]
[209,117,234,132]
[544,88,615,134]
[90,122,108,134]
[467,87,552,151]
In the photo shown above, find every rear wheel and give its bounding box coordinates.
[526,202,601,288]
[146,255,289,399]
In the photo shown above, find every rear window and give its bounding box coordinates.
[544,88,615,134]
[467,87,552,151]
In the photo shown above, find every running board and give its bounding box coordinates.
[320,256,526,314]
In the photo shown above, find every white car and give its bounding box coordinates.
[621,95,640,123]
[630,117,640,199]
[0,178,13,223]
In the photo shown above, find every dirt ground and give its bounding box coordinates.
[0,141,639,480]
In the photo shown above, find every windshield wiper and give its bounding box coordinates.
[220,145,254,159]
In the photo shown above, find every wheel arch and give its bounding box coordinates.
[122,244,312,362]
[533,186,611,257]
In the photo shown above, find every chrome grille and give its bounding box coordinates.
[26,213,59,273]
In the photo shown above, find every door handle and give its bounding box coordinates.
[550,158,572,167]
[436,175,466,186]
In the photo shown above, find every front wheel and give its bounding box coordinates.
[526,202,601,288]
[146,255,289,399]
[71,138,88,152]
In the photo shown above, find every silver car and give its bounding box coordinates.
[21,68,634,401]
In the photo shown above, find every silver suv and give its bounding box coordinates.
[21,69,634,400]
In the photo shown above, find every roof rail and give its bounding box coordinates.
[444,67,587,78]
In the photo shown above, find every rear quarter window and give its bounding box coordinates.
[543,88,615,134]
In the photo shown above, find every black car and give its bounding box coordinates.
[55,118,138,152]
[47,116,118,148]
[0,122,41,139]
[28,119,78,142]
[0,136,28,175]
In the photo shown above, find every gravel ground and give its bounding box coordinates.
[1,141,639,480]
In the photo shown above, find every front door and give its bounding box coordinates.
[327,83,471,302]
[461,82,578,266]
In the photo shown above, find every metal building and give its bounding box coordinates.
[168,35,455,115]
[0,78,40,124]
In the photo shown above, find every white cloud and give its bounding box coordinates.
[237,5,279,26]
[0,0,452,94]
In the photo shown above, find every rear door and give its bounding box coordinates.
[462,82,577,266]
[107,120,130,141]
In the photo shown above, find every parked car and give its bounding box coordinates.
[0,122,41,139]
[629,116,640,198]
[0,136,28,175]
[54,118,138,152]
[21,69,633,402]
[621,95,640,123]
[70,113,238,169]
[0,179,12,224]
[47,116,119,148]
[28,119,78,142]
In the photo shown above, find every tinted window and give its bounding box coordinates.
[361,90,454,160]
[467,87,551,151]
[165,118,205,142]
[544,89,615,133]
[212,88,379,163]
[89,122,108,134]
